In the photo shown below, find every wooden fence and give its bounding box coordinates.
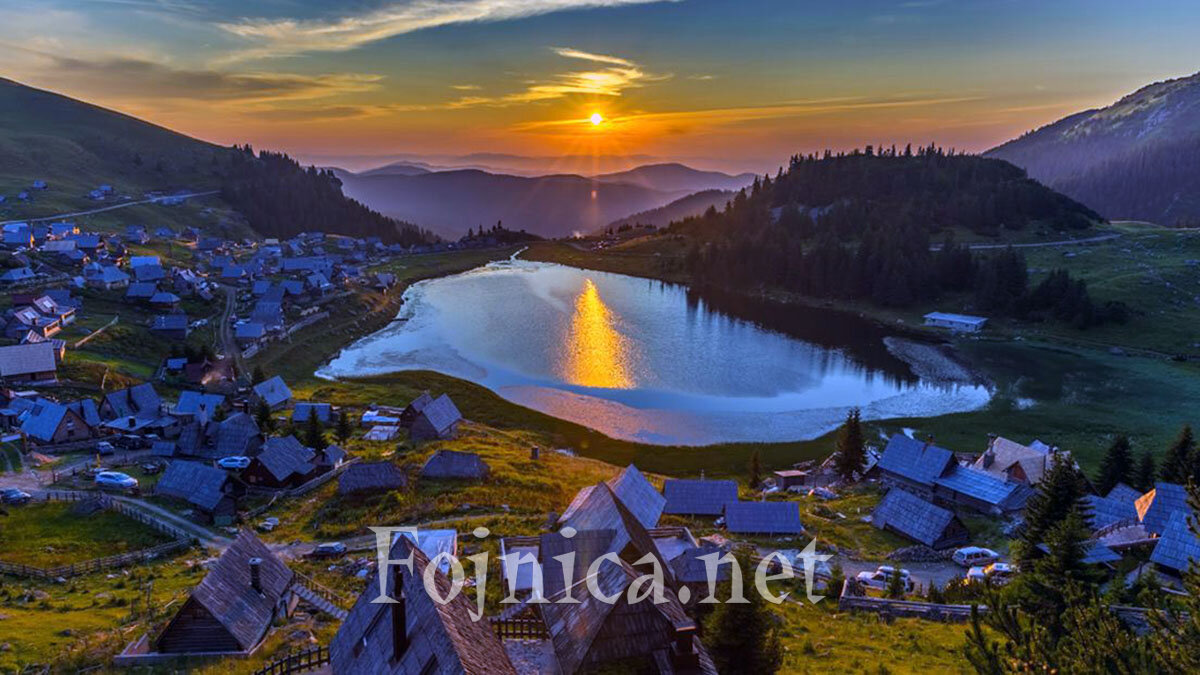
[490,616,549,640]
[245,457,359,499]
[73,315,119,348]
[836,579,982,622]
[252,646,329,675]
[293,570,353,609]
[0,491,196,580]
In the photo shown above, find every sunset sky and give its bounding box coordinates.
[3,0,1199,174]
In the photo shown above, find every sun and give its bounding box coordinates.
[589,112,604,126]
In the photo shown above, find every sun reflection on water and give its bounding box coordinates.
[562,278,633,388]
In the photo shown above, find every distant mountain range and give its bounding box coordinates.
[988,71,1200,225]
[333,162,756,239]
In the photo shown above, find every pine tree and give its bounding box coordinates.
[702,551,784,673]
[1096,435,1133,495]
[251,365,267,385]
[748,450,762,489]
[833,408,866,480]
[1016,454,1087,563]
[1160,424,1194,483]
[885,568,906,599]
[255,399,274,433]
[335,410,352,444]
[1135,451,1157,492]
[304,413,327,450]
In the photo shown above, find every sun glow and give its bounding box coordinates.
[589,112,604,125]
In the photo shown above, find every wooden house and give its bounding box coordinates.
[871,488,968,549]
[243,435,317,488]
[420,449,489,481]
[329,537,516,674]
[399,391,432,429]
[155,531,293,655]
[155,461,237,525]
[662,478,739,517]
[338,461,408,496]
[409,394,461,441]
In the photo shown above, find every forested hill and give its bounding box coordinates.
[220,147,431,245]
[987,71,1200,225]
[668,148,1124,328]
[0,78,432,244]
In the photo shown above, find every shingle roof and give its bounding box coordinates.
[934,465,1029,508]
[0,342,57,377]
[1106,483,1144,504]
[183,531,292,652]
[1083,493,1139,531]
[416,394,461,435]
[125,282,157,299]
[19,399,71,442]
[662,478,738,516]
[972,437,1061,485]
[565,464,667,532]
[157,461,231,511]
[174,390,225,418]
[254,436,315,482]
[338,461,408,495]
[872,488,963,547]
[1150,511,1200,573]
[203,412,261,459]
[330,537,516,674]
[102,382,161,420]
[878,434,955,486]
[234,322,265,339]
[152,314,188,331]
[65,398,100,427]
[724,501,804,535]
[1137,483,1190,536]
[420,449,489,480]
[291,402,331,423]
[252,375,292,407]
[670,542,735,584]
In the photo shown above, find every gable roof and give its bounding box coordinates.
[330,537,516,674]
[420,449,489,480]
[724,501,804,535]
[662,478,739,516]
[604,464,666,530]
[338,461,408,495]
[174,390,226,418]
[291,402,331,423]
[1084,493,1140,531]
[255,436,315,482]
[65,398,101,427]
[404,391,433,414]
[19,399,78,442]
[415,394,461,435]
[201,412,261,459]
[157,461,231,511]
[180,530,292,652]
[878,434,955,486]
[102,382,161,420]
[872,488,964,547]
[125,281,158,299]
[0,343,57,377]
[252,375,292,407]
[1136,483,1190,536]
[973,437,1061,485]
[1106,483,1144,504]
[1150,511,1200,573]
[934,465,1032,509]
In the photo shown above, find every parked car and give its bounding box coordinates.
[855,566,914,592]
[114,434,148,450]
[259,517,280,531]
[96,441,115,456]
[217,456,251,470]
[1,487,32,505]
[953,546,1000,567]
[310,542,347,559]
[966,562,1016,585]
[95,471,138,490]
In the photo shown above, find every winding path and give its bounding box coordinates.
[0,190,219,226]
[931,232,1122,251]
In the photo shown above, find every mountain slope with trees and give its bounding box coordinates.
[668,147,1124,327]
[987,71,1200,225]
[0,77,429,244]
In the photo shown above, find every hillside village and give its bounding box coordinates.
[1,199,1200,672]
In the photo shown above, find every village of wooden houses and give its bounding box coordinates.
[0,198,1195,675]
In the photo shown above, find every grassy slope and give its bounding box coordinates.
[0,502,171,567]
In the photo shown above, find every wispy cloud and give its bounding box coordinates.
[450,84,481,90]
[6,44,382,105]
[216,0,681,62]
[446,46,663,107]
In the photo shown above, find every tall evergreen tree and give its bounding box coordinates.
[1016,454,1087,563]
[1160,424,1194,484]
[702,551,784,674]
[1135,451,1157,493]
[255,399,275,433]
[304,413,327,451]
[334,410,353,444]
[833,408,866,480]
[748,450,762,489]
[251,365,267,385]
[1096,435,1133,495]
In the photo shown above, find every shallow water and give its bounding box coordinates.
[319,259,990,444]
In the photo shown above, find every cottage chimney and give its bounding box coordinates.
[128,416,136,429]
[391,566,409,661]
[671,625,700,669]
[987,433,997,450]
[922,435,934,451]
[530,446,540,461]
[982,451,995,469]
[248,557,263,593]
